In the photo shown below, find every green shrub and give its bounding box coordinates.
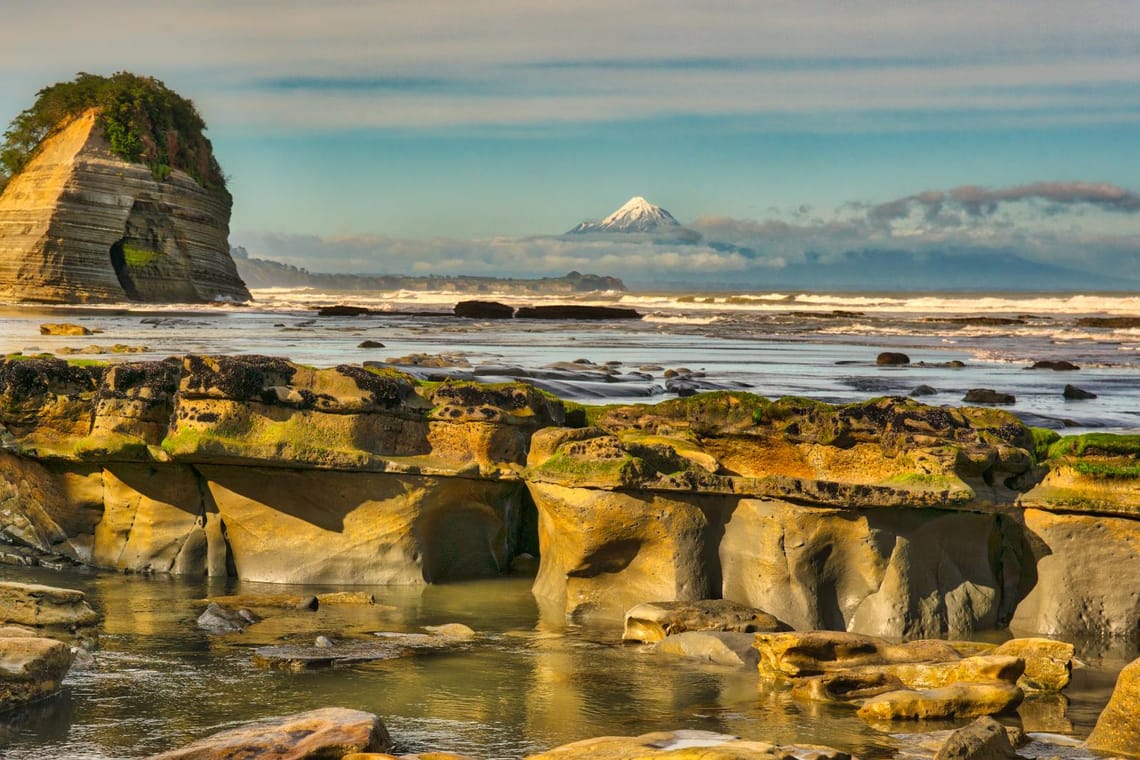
[1,71,226,192]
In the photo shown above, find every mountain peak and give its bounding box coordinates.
[569,196,680,234]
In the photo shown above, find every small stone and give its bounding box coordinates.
[315,635,334,648]
[296,595,320,611]
[423,623,476,639]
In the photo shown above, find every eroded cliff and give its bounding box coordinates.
[0,356,1136,643]
[0,110,249,303]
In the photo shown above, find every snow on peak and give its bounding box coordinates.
[569,196,680,234]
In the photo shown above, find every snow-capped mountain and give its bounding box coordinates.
[568,196,682,234]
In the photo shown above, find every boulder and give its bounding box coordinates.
[932,716,1018,760]
[910,384,937,397]
[524,729,851,760]
[0,636,75,712]
[196,602,251,634]
[1009,509,1140,641]
[1062,384,1096,399]
[1086,656,1140,758]
[963,389,1015,405]
[454,300,515,319]
[622,600,787,643]
[856,681,1023,721]
[39,323,92,336]
[876,352,910,365]
[993,638,1073,691]
[655,631,761,668]
[515,305,641,320]
[753,631,960,680]
[0,582,101,633]
[148,707,391,759]
[1028,360,1080,371]
[358,340,386,349]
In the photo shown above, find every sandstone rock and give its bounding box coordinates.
[1062,384,1096,399]
[623,600,787,643]
[993,638,1073,691]
[148,707,391,759]
[454,300,515,319]
[39,323,92,336]
[655,631,761,668]
[1010,509,1140,641]
[0,110,249,304]
[791,671,907,702]
[856,681,1023,721]
[723,502,1023,638]
[0,624,37,637]
[423,623,476,638]
[963,389,1015,405]
[525,729,851,760]
[865,655,1025,691]
[0,636,74,713]
[529,482,721,621]
[754,631,960,679]
[932,716,1018,760]
[0,581,100,632]
[876,352,911,365]
[1086,656,1140,758]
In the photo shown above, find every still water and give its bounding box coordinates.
[0,565,1129,759]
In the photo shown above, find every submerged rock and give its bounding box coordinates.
[623,600,787,643]
[196,602,251,634]
[655,631,761,668]
[876,352,911,365]
[148,707,391,759]
[1062,384,1096,399]
[525,729,852,760]
[0,636,75,713]
[38,323,92,336]
[454,300,515,319]
[1086,656,1140,758]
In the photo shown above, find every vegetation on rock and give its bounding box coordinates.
[0,71,225,192]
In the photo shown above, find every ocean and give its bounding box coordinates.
[2,287,1138,434]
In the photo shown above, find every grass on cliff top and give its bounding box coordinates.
[1070,461,1140,480]
[1047,433,1140,460]
[1,71,226,192]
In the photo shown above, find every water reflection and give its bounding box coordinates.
[0,566,1128,760]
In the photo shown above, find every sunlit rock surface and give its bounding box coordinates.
[0,110,248,304]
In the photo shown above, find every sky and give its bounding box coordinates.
[3,1,1140,288]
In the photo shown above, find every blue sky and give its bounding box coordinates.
[3,1,1139,285]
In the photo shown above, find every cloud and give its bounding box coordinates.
[3,1,1140,132]
[872,181,1140,223]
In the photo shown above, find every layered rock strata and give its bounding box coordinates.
[0,110,249,303]
[0,356,1137,644]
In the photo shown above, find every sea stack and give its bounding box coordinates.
[0,74,249,303]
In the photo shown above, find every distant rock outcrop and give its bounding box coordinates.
[0,110,249,303]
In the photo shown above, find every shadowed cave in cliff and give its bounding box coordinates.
[109,239,142,300]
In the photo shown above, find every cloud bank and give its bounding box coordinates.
[237,181,1140,290]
